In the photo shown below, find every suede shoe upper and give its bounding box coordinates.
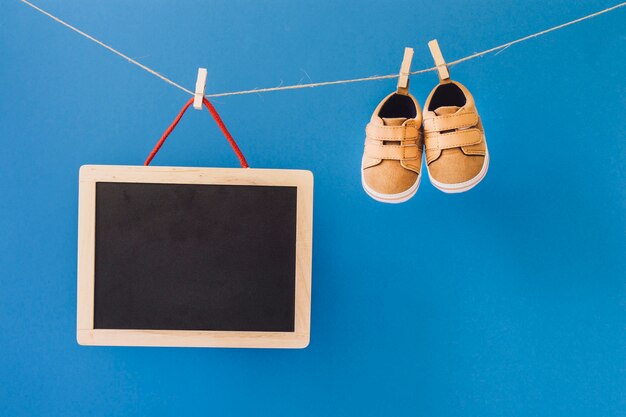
[361,92,423,200]
[422,80,488,187]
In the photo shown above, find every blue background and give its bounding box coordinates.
[1,1,625,416]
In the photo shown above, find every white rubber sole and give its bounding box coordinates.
[361,169,421,204]
[427,148,490,194]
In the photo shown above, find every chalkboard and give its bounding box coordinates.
[77,166,313,348]
[94,182,297,332]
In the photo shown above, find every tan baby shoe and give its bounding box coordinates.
[423,40,488,193]
[361,92,423,203]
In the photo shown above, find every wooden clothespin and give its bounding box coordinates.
[428,40,450,82]
[193,68,208,110]
[396,47,414,95]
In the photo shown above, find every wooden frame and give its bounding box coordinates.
[77,165,313,348]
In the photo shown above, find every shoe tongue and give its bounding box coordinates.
[433,106,461,116]
[381,117,407,126]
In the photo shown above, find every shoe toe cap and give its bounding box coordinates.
[428,149,485,185]
[363,160,418,195]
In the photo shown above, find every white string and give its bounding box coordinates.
[18,0,626,99]
[446,2,626,67]
[18,0,194,96]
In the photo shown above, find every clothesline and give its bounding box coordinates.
[18,0,626,98]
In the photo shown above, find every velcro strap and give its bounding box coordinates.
[425,129,482,151]
[366,123,419,141]
[423,112,478,132]
[402,144,419,159]
[364,142,419,160]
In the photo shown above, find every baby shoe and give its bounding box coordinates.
[361,92,423,203]
[422,80,489,193]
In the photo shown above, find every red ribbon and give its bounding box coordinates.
[144,97,249,168]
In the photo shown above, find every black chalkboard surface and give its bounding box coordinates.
[94,182,297,332]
